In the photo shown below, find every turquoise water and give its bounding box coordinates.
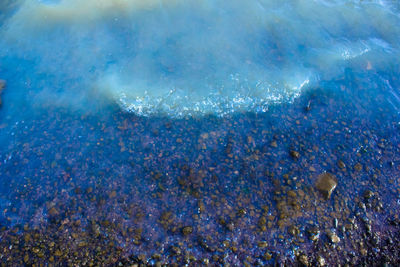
[1,0,399,116]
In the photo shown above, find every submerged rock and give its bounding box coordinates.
[315,172,337,199]
[0,79,5,107]
[290,150,300,159]
[327,231,340,243]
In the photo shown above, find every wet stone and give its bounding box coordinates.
[0,79,5,106]
[290,150,300,159]
[48,207,58,217]
[363,190,374,199]
[109,190,117,198]
[317,256,326,266]
[315,172,337,199]
[181,226,193,236]
[337,160,346,169]
[263,252,272,261]
[0,80,5,90]
[328,232,340,243]
[307,226,320,241]
[354,163,363,172]
[299,254,309,266]
[288,225,300,236]
[257,241,268,248]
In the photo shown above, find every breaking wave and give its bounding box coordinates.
[0,0,399,116]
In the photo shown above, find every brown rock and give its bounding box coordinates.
[182,226,193,236]
[290,150,300,159]
[315,172,337,199]
[0,80,5,91]
[354,163,363,172]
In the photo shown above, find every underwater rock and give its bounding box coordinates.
[327,231,340,243]
[0,79,5,107]
[315,172,337,199]
[337,160,346,169]
[289,150,300,159]
[298,254,309,266]
[181,226,193,236]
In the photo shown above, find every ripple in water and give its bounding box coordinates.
[0,0,399,117]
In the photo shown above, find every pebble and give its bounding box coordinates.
[363,190,374,199]
[290,150,300,159]
[354,163,363,171]
[257,241,268,248]
[270,141,278,148]
[337,160,346,169]
[299,254,309,266]
[317,256,326,266]
[315,172,337,199]
[328,232,340,243]
[0,80,5,90]
[263,252,272,260]
[182,226,193,236]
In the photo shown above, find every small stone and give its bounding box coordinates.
[109,190,117,198]
[257,241,268,248]
[54,250,62,257]
[337,160,346,169]
[263,252,272,260]
[182,226,193,236]
[305,100,312,111]
[48,207,58,216]
[288,225,300,236]
[171,246,181,255]
[360,248,367,256]
[299,254,309,266]
[290,150,300,159]
[354,163,363,172]
[363,190,374,199]
[287,190,297,198]
[202,258,210,264]
[0,80,5,91]
[307,226,320,241]
[328,232,340,243]
[315,172,337,199]
[317,256,326,266]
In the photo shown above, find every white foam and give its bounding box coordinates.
[1,0,399,117]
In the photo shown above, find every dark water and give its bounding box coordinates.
[1,0,400,266]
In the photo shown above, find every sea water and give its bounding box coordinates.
[1,0,399,117]
[1,0,400,265]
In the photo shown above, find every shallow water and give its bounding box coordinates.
[1,0,400,116]
[1,0,400,266]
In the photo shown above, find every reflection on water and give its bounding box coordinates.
[1,0,399,116]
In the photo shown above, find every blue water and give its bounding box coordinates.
[1,0,400,265]
[1,0,400,117]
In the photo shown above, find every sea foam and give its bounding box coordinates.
[0,0,399,116]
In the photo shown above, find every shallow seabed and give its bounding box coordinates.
[1,0,400,266]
